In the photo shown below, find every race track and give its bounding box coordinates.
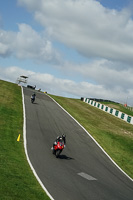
[23,87,133,200]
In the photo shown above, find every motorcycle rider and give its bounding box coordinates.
[53,134,66,148]
[62,134,66,145]
[31,93,36,101]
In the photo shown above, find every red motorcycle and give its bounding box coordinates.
[52,140,65,158]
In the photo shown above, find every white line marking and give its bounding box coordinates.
[78,172,97,181]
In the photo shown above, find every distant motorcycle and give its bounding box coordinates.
[52,140,65,158]
[31,95,35,103]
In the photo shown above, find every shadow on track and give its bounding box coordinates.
[58,155,74,160]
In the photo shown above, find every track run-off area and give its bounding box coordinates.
[22,87,133,200]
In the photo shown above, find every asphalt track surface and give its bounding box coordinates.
[23,87,133,200]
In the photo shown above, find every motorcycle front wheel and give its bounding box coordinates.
[56,149,61,158]
[52,149,56,155]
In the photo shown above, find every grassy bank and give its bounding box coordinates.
[0,79,133,200]
[99,101,133,116]
[0,80,50,200]
[49,94,133,179]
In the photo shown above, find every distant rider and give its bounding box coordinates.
[31,93,36,101]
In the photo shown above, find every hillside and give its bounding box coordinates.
[98,101,133,117]
[0,80,50,200]
[0,79,133,200]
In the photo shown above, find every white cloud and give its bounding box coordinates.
[0,30,14,57]
[1,1,133,106]
[17,0,133,63]
[0,43,10,56]
[1,65,133,105]
[0,24,61,64]
[58,59,133,93]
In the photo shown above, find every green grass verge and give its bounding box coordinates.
[49,94,133,179]
[0,80,50,200]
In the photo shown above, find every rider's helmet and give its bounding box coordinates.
[57,136,62,141]
[62,134,66,138]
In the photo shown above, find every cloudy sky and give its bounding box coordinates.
[0,0,133,105]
